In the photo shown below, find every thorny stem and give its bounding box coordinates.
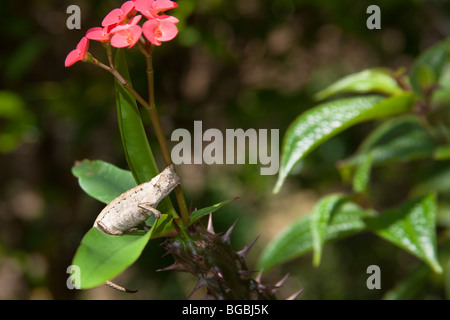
[92,52,190,226]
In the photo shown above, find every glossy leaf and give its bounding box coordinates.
[72,159,136,204]
[114,50,175,216]
[258,203,373,272]
[72,227,153,289]
[410,38,450,98]
[352,152,373,193]
[367,194,442,273]
[314,68,403,101]
[274,93,415,193]
[310,194,347,266]
[338,116,437,180]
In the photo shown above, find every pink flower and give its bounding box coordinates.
[133,0,178,19]
[102,1,136,27]
[65,37,89,67]
[142,18,178,46]
[86,24,116,42]
[110,15,143,48]
[110,25,142,48]
[109,15,142,33]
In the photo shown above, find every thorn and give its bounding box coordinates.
[236,236,259,259]
[286,288,304,300]
[105,280,137,293]
[274,273,290,289]
[221,220,238,243]
[207,213,215,234]
[188,200,194,216]
[187,279,205,299]
[156,263,184,272]
[239,269,257,279]
[254,270,263,283]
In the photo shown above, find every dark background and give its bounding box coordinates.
[0,0,449,299]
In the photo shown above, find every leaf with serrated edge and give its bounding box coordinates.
[274,93,415,193]
[367,194,442,273]
[311,194,347,266]
[315,68,403,101]
[258,203,373,272]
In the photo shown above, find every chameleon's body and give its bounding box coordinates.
[94,164,181,235]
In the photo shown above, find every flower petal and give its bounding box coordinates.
[110,25,142,48]
[102,8,124,27]
[86,27,110,41]
[65,49,81,67]
[156,20,178,41]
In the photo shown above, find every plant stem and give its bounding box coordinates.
[143,45,190,226]
[93,53,190,226]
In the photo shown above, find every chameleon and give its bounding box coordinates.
[94,164,181,235]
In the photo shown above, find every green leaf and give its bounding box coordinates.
[367,194,442,273]
[114,50,175,216]
[190,198,238,223]
[147,198,238,239]
[314,68,403,101]
[338,116,437,182]
[383,263,431,300]
[72,159,136,204]
[274,93,415,193]
[410,38,450,98]
[352,152,373,193]
[258,203,373,272]
[433,145,450,160]
[310,194,347,266]
[72,227,153,289]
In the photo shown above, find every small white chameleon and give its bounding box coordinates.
[94,164,181,235]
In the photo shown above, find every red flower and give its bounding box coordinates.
[86,24,116,42]
[142,17,178,46]
[133,0,178,19]
[102,1,136,27]
[110,16,143,48]
[65,37,89,67]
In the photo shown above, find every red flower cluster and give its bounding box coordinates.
[65,0,178,67]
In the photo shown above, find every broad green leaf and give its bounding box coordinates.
[310,194,347,266]
[338,116,437,180]
[352,152,373,193]
[72,227,153,289]
[258,203,373,272]
[367,194,442,273]
[274,93,415,193]
[114,50,176,217]
[315,68,403,101]
[72,159,137,204]
[410,38,450,98]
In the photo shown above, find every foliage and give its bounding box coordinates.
[259,39,450,297]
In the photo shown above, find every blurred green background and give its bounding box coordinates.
[1,0,449,299]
